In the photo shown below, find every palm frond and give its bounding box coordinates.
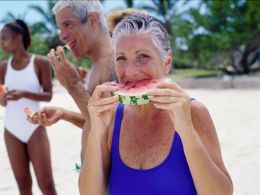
[139,5,157,13]
[29,5,52,22]
[30,22,52,35]
[124,0,134,8]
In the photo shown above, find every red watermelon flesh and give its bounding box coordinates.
[115,79,160,95]
[113,79,163,105]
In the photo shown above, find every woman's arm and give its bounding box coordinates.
[148,82,233,195]
[181,101,233,195]
[78,83,118,195]
[0,62,7,106]
[79,126,111,195]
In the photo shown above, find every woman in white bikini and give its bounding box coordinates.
[0,19,57,195]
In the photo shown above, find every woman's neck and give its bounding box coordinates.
[127,104,165,121]
[12,49,30,62]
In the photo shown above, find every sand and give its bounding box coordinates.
[1,81,260,195]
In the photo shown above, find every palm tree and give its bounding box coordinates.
[29,0,61,49]
[139,0,180,35]
[124,0,134,8]
[0,11,26,23]
[102,0,134,8]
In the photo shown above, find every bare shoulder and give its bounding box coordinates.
[190,100,216,138]
[34,55,52,75]
[190,100,210,118]
[34,55,51,68]
[189,99,232,180]
[189,99,227,169]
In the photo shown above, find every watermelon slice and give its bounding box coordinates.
[114,79,161,105]
[24,107,36,118]
[63,44,70,50]
[55,43,71,61]
[0,84,8,97]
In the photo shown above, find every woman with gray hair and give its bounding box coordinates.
[79,14,233,195]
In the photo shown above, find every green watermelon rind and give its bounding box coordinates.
[112,78,172,106]
[113,91,150,105]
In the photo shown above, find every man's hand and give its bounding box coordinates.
[47,46,81,90]
[76,67,88,83]
[27,106,64,126]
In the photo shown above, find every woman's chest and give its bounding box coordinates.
[119,120,175,170]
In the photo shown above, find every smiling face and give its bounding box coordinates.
[55,6,95,58]
[115,33,172,83]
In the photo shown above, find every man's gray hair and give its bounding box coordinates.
[52,0,108,32]
[112,14,171,60]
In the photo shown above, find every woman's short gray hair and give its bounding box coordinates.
[112,14,171,60]
[52,0,108,32]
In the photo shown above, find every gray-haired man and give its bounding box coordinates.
[47,0,116,161]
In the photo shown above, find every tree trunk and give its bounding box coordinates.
[239,50,251,74]
[239,38,260,74]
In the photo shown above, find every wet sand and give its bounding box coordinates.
[1,82,259,195]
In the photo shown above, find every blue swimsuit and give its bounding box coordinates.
[109,104,197,195]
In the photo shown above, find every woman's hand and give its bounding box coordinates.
[87,82,119,136]
[5,89,26,101]
[0,94,7,106]
[27,106,64,126]
[47,46,81,90]
[148,81,193,134]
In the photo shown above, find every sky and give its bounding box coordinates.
[0,0,129,28]
[0,0,190,29]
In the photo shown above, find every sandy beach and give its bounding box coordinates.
[1,81,260,195]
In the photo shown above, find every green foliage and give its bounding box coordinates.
[139,0,179,35]
[2,0,259,75]
[179,0,260,74]
[29,35,49,55]
[29,0,61,49]
[0,11,26,24]
[64,50,92,70]
[125,0,134,8]
[0,51,10,62]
